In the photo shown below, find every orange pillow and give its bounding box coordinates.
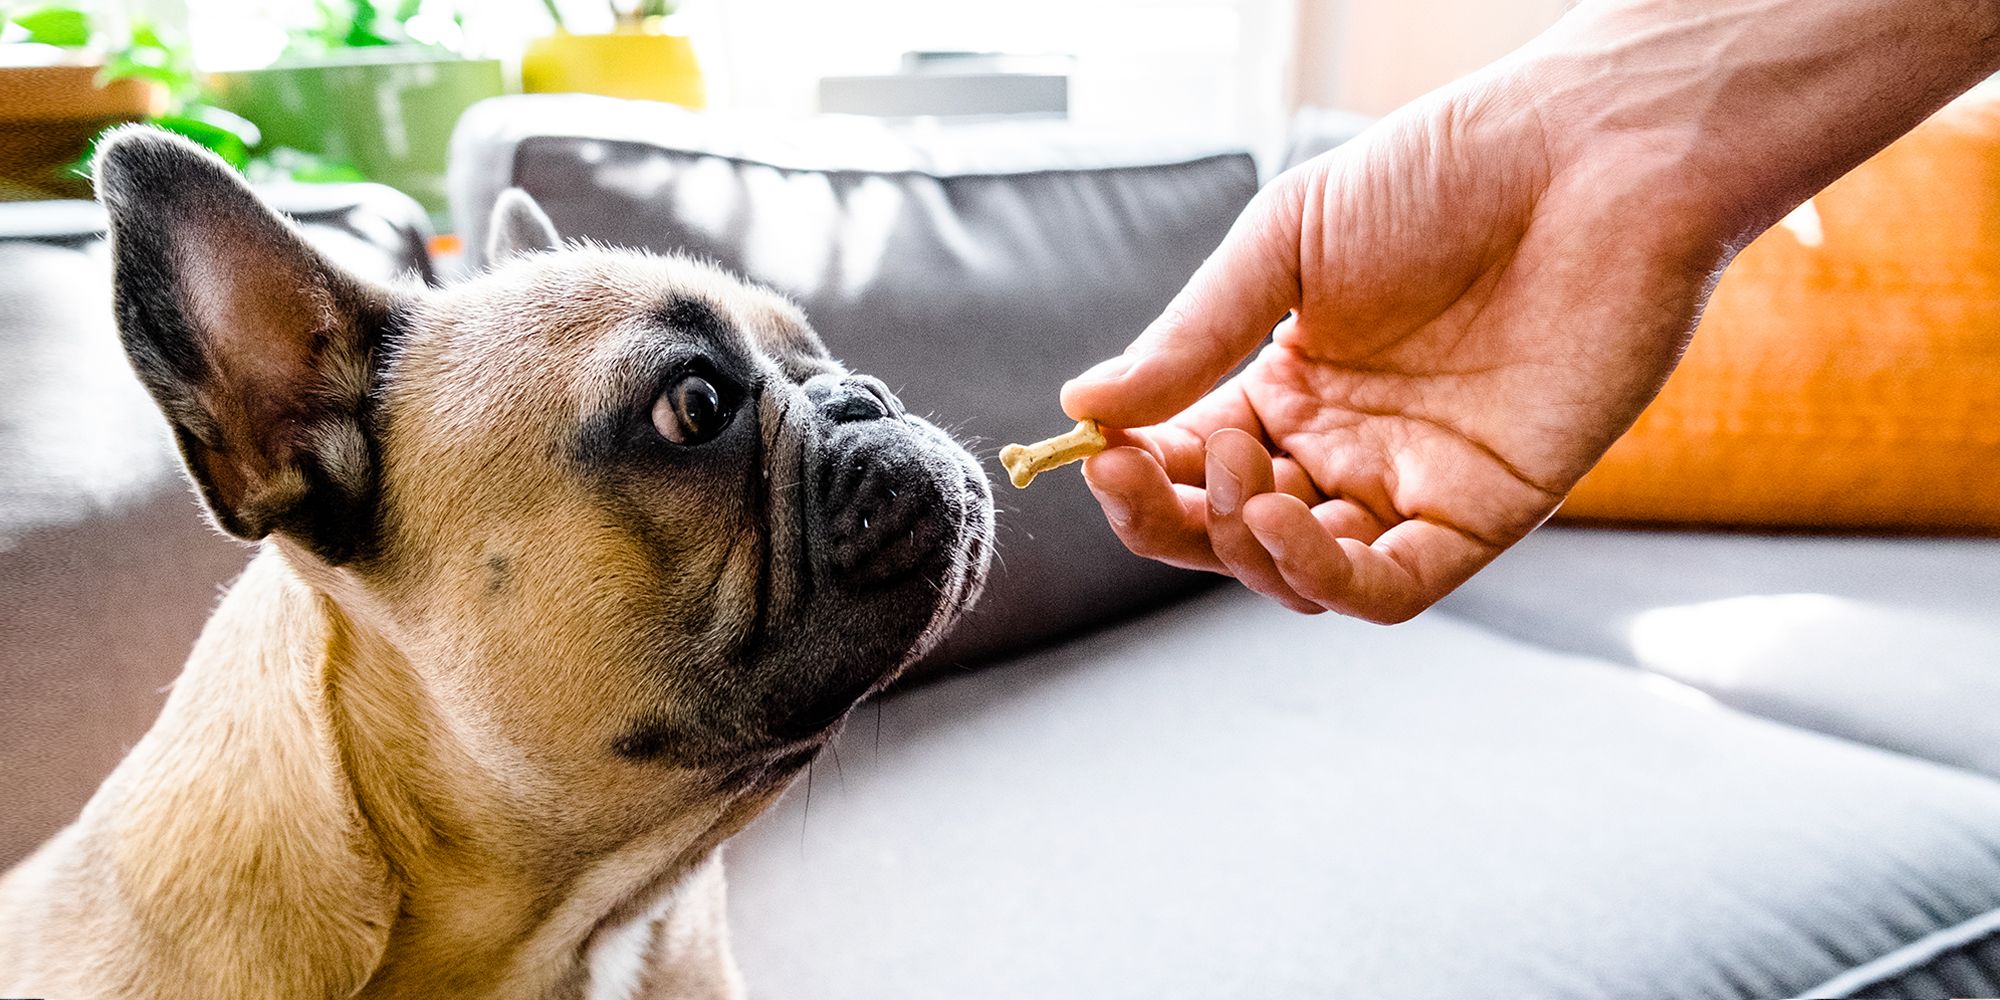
[1562,89,2000,532]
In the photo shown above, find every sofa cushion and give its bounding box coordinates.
[448,95,1258,672]
[0,185,433,869]
[723,587,2000,999]
[1562,90,2000,531]
[1439,525,2000,780]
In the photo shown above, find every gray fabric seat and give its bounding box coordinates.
[1441,526,2000,780]
[724,587,2000,999]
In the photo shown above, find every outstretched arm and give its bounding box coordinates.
[1061,0,2000,621]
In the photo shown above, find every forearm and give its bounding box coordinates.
[1519,0,2000,248]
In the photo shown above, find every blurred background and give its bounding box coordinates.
[0,0,1567,224]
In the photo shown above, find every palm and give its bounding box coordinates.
[1067,83,1719,621]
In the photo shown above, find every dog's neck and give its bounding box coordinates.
[29,547,746,999]
[307,549,755,998]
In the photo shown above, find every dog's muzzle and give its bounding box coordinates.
[803,373,957,588]
[748,371,987,744]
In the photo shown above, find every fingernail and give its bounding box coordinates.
[1208,460,1241,516]
[1069,354,1135,386]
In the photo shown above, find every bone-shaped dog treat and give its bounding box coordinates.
[999,419,1108,489]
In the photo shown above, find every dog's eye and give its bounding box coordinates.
[652,373,733,445]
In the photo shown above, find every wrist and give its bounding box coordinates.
[1513,0,2000,252]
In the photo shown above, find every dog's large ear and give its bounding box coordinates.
[486,187,560,261]
[96,126,395,565]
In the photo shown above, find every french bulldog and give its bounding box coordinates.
[0,127,993,998]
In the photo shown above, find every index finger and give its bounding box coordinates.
[1060,177,1306,428]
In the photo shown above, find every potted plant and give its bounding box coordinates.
[202,1,505,216]
[521,0,704,108]
[1,7,175,199]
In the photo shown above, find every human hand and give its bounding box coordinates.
[1061,67,1726,622]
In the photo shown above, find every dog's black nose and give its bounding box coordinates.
[804,373,903,424]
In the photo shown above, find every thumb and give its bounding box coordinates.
[1061,176,1304,428]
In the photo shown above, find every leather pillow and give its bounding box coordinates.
[450,96,1259,670]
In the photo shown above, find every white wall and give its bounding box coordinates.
[173,0,1570,146]
[1291,0,1568,115]
[704,0,1298,148]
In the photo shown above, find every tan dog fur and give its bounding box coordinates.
[0,131,991,998]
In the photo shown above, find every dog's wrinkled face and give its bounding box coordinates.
[377,243,992,776]
[95,129,992,829]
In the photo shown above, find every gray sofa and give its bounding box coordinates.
[449,96,2000,998]
[3,96,1997,998]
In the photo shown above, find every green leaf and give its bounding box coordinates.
[72,106,264,188]
[99,19,201,109]
[98,59,177,86]
[63,144,96,182]
[183,104,262,146]
[148,111,256,169]
[247,146,369,184]
[288,159,369,183]
[12,5,92,47]
[343,1,399,47]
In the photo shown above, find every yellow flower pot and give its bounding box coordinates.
[522,24,705,108]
